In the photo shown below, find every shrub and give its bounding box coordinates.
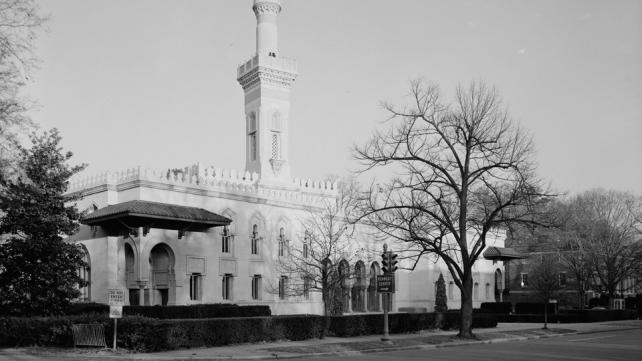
[63,303,271,319]
[0,314,108,347]
[515,302,557,314]
[434,274,448,312]
[0,312,497,351]
[480,302,512,314]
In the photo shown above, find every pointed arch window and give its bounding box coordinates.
[251,224,260,255]
[78,248,91,302]
[278,227,287,257]
[303,231,310,258]
[222,225,233,254]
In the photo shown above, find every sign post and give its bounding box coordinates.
[108,289,125,351]
[378,244,398,342]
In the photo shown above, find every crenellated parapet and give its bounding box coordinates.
[67,163,338,207]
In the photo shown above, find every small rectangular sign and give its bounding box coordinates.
[109,305,123,318]
[377,274,395,293]
[108,289,125,306]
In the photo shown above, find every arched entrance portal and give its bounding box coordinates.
[494,269,503,302]
[150,243,175,306]
[125,243,138,305]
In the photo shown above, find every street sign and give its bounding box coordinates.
[376,274,395,293]
[108,289,125,306]
[109,306,123,319]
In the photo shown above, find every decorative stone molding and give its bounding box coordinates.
[253,1,281,16]
[270,159,285,175]
[238,66,297,90]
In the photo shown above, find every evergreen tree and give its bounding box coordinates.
[0,129,87,316]
[435,273,448,312]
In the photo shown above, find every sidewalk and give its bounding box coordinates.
[10,319,642,361]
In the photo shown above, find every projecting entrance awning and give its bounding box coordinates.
[483,246,526,261]
[81,200,231,233]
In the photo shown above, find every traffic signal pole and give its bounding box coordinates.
[382,244,390,342]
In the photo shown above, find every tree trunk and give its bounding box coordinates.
[543,302,548,329]
[458,273,474,338]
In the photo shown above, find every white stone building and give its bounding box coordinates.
[68,0,506,315]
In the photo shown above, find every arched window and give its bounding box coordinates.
[221,225,233,254]
[279,275,288,300]
[78,247,91,302]
[251,224,259,255]
[303,231,310,258]
[485,283,491,299]
[278,227,287,257]
[247,112,257,161]
[448,281,454,300]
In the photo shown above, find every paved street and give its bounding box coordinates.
[307,329,642,361]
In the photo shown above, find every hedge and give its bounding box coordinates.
[515,302,557,314]
[482,309,637,323]
[0,312,497,351]
[64,303,271,319]
[328,312,497,337]
[480,302,512,314]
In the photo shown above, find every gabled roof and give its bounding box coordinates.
[483,246,527,261]
[81,200,231,232]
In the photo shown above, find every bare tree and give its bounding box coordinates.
[557,228,594,310]
[275,177,366,318]
[0,0,46,177]
[566,189,642,308]
[354,80,552,338]
[530,254,560,329]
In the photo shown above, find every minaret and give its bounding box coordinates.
[238,0,297,182]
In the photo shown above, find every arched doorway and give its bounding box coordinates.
[351,261,366,312]
[367,262,381,312]
[125,243,137,305]
[78,245,91,302]
[150,243,175,306]
[494,269,503,302]
[338,260,350,314]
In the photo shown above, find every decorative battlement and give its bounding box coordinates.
[67,164,338,205]
[237,54,297,89]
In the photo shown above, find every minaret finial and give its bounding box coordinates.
[253,0,282,56]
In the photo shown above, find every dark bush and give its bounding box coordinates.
[0,312,497,351]
[480,302,512,314]
[328,312,496,337]
[63,303,271,319]
[482,309,637,323]
[0,314,108,347]
[64,302,109,315]
[588,295,610,308]
[124,304,271,319]
[515,302,557,314]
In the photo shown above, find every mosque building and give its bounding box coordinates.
[68,0,506,315]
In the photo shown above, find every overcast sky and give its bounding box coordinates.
[26,0,642,194]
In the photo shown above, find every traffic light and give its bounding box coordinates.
[381,252,389,273]
[389,253,398,273]
[381,252,399,273]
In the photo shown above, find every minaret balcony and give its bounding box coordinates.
[237,54,297,79]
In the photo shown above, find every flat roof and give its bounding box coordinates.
[81,200,231,231]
